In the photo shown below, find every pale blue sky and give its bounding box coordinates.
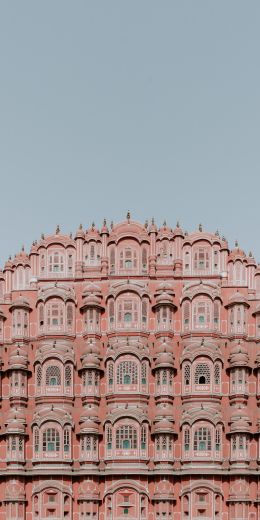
[0,1,260,267]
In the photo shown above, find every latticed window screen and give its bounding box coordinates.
[194,428,212,451]
[108,300,115,322]
[43,428,60,452]
[215,429,221,451]
[183,302,190,326]
[141,362,147,384]
[18,436,23,452]
[142,247,148,268]
[63,428,70,451]
[184,364,191,385]
[117,361,138,385]
[108,363,114,385]
[34,428,39,452]
[142,299,148,322]
[46,365,61,386]
[107,427,112,449]
[66,304,73,327]
[39,304,44,326]
[194,247,210,270]
[116,425,137,449]
[184,429,190,450]
[214,364,221,385]
[36,365,42,387]
[194,364,211,385]
[65,365,72,387]
[141,426,147,449]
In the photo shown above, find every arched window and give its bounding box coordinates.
[194,364,211,385]
[117,360,138,385]
[193,246,210,273]
[108,299,115,325]
[46,299,64,331]
[194,427,211,451]
[184,429,190,451]
[49,250,64,274]
[106,426,112,450]
[34,427,39,453]
[63,428,70,452]
[214,363,221,385]
[108,362,114,388]
[141,361,147,385]
[119,247,138,271]
[142,247,148,271]
[183,301,190,330]
[65,365,72,387]
[66,304,73,330]
[46,366,61,386]
[116,425,137,450]
[192,298,211,329]
[36,365,42,387]
[109,247,115,274]
[117,295,139,329]
[141,425,147,449]
[39,304,44,329]
[43,428,60,452]
[184,364,191,386]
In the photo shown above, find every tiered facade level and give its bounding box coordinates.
[0,217,260,520]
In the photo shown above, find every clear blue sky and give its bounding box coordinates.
[0,1,259,267]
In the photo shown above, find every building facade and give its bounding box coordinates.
[0,216,260,519]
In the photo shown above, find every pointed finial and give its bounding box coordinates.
[103,218,107,226]
[110,221,114,230]
[126,210,131,221]
[152,217,155,225]
[9,255,11,260]
[163,219,167,227]
[222,235,226,242]
[199,223,202,232]
[215,230,219,237]
[56,225,60,234]
[69,232,72,239]
[144,219,148,229]
[41,233,45,240]
[176,220,180,228]
[235,240,238,248]
[184,230,188,236]
[249,251,253,257]
[21,245,24,251]
[91,222,95,230]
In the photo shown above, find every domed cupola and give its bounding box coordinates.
[228,342,249,368]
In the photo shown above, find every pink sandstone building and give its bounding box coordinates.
[0,215,260,520]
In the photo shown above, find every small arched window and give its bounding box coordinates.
[36,365,42,387]
[184,364,191,386]
[65,365,72,387]
[183,302,190,330]
[63,428,70,452]
[194,427,211,451]
[117,360,138,385]
[116,425,137,450]
[214,364,221,385]
[43,428,60,452]
[66,304,73,329]
[194,364,211,385]
[108,362,114,387]
[106,426,112,450]
[46,366,61,386]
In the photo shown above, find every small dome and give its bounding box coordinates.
[230,406,251,433]
[9,296,31,311]
[155,351,175,368]
[153,418,175,433]
[79,419,100,433]
[229,342,249,367]
[226,291,249,308]
[9,346,28,369]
